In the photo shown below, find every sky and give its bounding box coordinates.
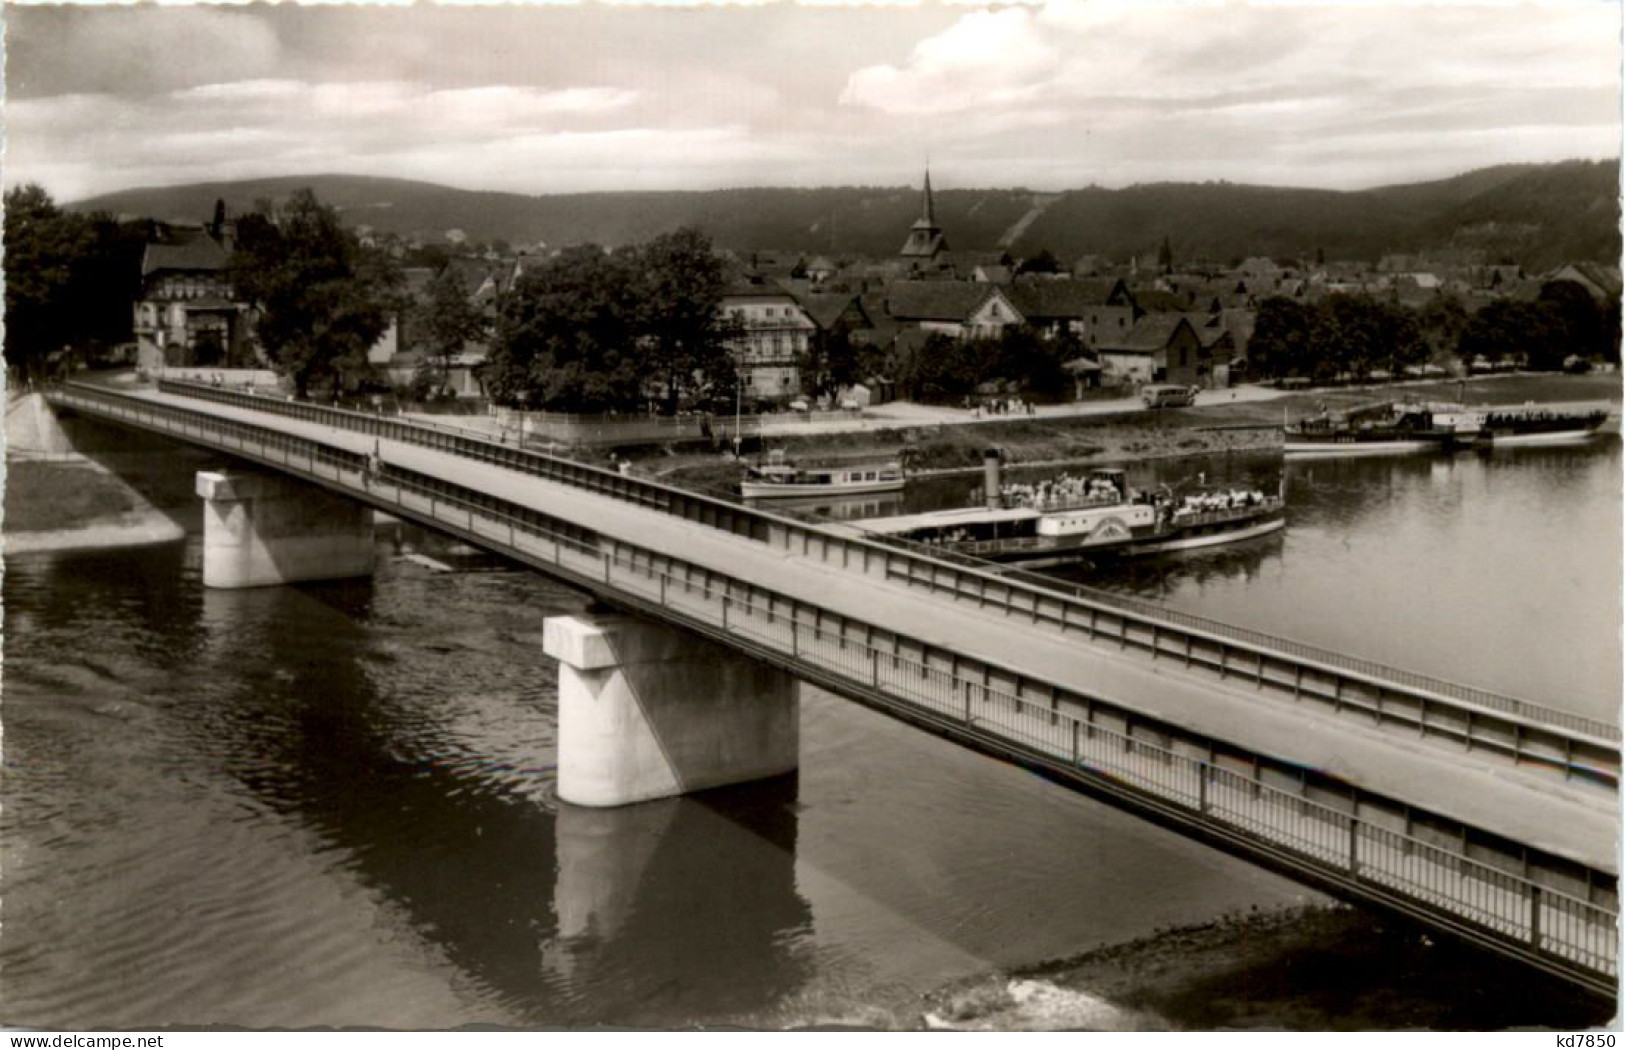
[5,1,1621,203]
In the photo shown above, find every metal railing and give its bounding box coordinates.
[81,381,1625,758]
[51,380,1618,992]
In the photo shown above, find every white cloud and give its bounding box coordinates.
[841,7,1059,114]
[4,1,1618,200]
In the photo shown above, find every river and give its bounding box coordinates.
[2,437,1617,1029]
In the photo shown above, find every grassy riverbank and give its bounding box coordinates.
[4,456,201,551]
[5,460,143,532]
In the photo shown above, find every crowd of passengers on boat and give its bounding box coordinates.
[999,471,1127,510]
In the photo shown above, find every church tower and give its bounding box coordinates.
[899,168,948,259]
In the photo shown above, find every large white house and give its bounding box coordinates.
[720,282,815,403]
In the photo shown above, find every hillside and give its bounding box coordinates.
[70,160,1620,269]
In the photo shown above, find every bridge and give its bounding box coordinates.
[41,377,1620,997]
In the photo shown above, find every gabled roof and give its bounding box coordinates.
[1098,314,1196,353]
[885,280,1008,322]
[141,230,230,277]
[1129,288,1188,313]
[441,257,504,299]
[1547,262,1623,299]
[1008,278,1128,319]
[796,292,869,332]
[1176,311,1232,348]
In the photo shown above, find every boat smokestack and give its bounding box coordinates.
[983,447,1004,509]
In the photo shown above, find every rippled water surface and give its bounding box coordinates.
[4,437,1617,1028]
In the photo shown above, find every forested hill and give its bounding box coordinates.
[70,159,1619,269]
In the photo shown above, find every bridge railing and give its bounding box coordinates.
[128,380,1624,747]
[47,381,1620,990]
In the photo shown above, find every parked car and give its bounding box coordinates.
[1141,384,1199,408]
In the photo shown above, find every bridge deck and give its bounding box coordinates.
[100,383,1616,876]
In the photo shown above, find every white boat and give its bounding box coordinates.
[739,453,906,498]
[858,468,1285,567]
[1463,404,1611,448]
[1283,402,1453,457]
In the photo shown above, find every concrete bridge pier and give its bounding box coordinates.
[543,614,799,807]
[196,470,376,589]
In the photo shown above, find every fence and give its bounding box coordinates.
[47,378,1622,992]
[133,378,1625,761]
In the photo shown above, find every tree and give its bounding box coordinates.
[488,244,644,412]
[1157,235,1174,274]
[1458,300,1561,371]
[899,333,981,404]
[1016,248,1064,277]
[1537,281,1606,366]
[410,267,486,399]
[631,227,738,412]
[1246,296,1316,379]
[1375,300,1429,375]
[4,184,94,380]
[799,321,861,398]
[1418,296,1470,362]
[228,189,399,399]
[996,324,1070,401]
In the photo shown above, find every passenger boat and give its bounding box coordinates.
[739,450,906,498]
[1286,398,1613,456]
[858,467,1285,568]
[1442,403,1611,448]
[1283,401,1454,457]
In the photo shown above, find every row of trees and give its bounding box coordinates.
[1246,282,1620,382]
[4,185,150,380]
[895,327,1080,405]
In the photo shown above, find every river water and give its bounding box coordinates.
[2,437,1618,1029]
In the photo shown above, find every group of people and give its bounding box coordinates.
[1001,472,1123,510]
[969,397,1036,419]
[1170,488,1268,518]
[916,527,976,548]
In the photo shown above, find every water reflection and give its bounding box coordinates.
[190,572,812,1027]
[745,492,907,522]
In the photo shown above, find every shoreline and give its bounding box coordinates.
[4,512,187,555]
[4,456,193,555]
[903,901,1612,1031]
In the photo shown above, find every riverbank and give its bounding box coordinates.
[4,458,189,554]
[907,903,1612,1031]
[639,373,1621,495]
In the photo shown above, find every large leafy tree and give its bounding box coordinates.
[409,266,487,399]
[228,189,399,399]
[1458,300,1562,371]
[1246,296,1316,379]
[899,333,982,404]
[1536,280,1608,366]
[4,184,94,379]
[1417,295,1470,362]
[488,244,644,411]
[632,227,738,412]
[798,320,861,398]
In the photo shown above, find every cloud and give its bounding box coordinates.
[4,1,1618,200]
[7,7,282,98]
[841,7,1059,114]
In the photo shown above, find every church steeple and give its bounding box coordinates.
[900,167,948,260]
